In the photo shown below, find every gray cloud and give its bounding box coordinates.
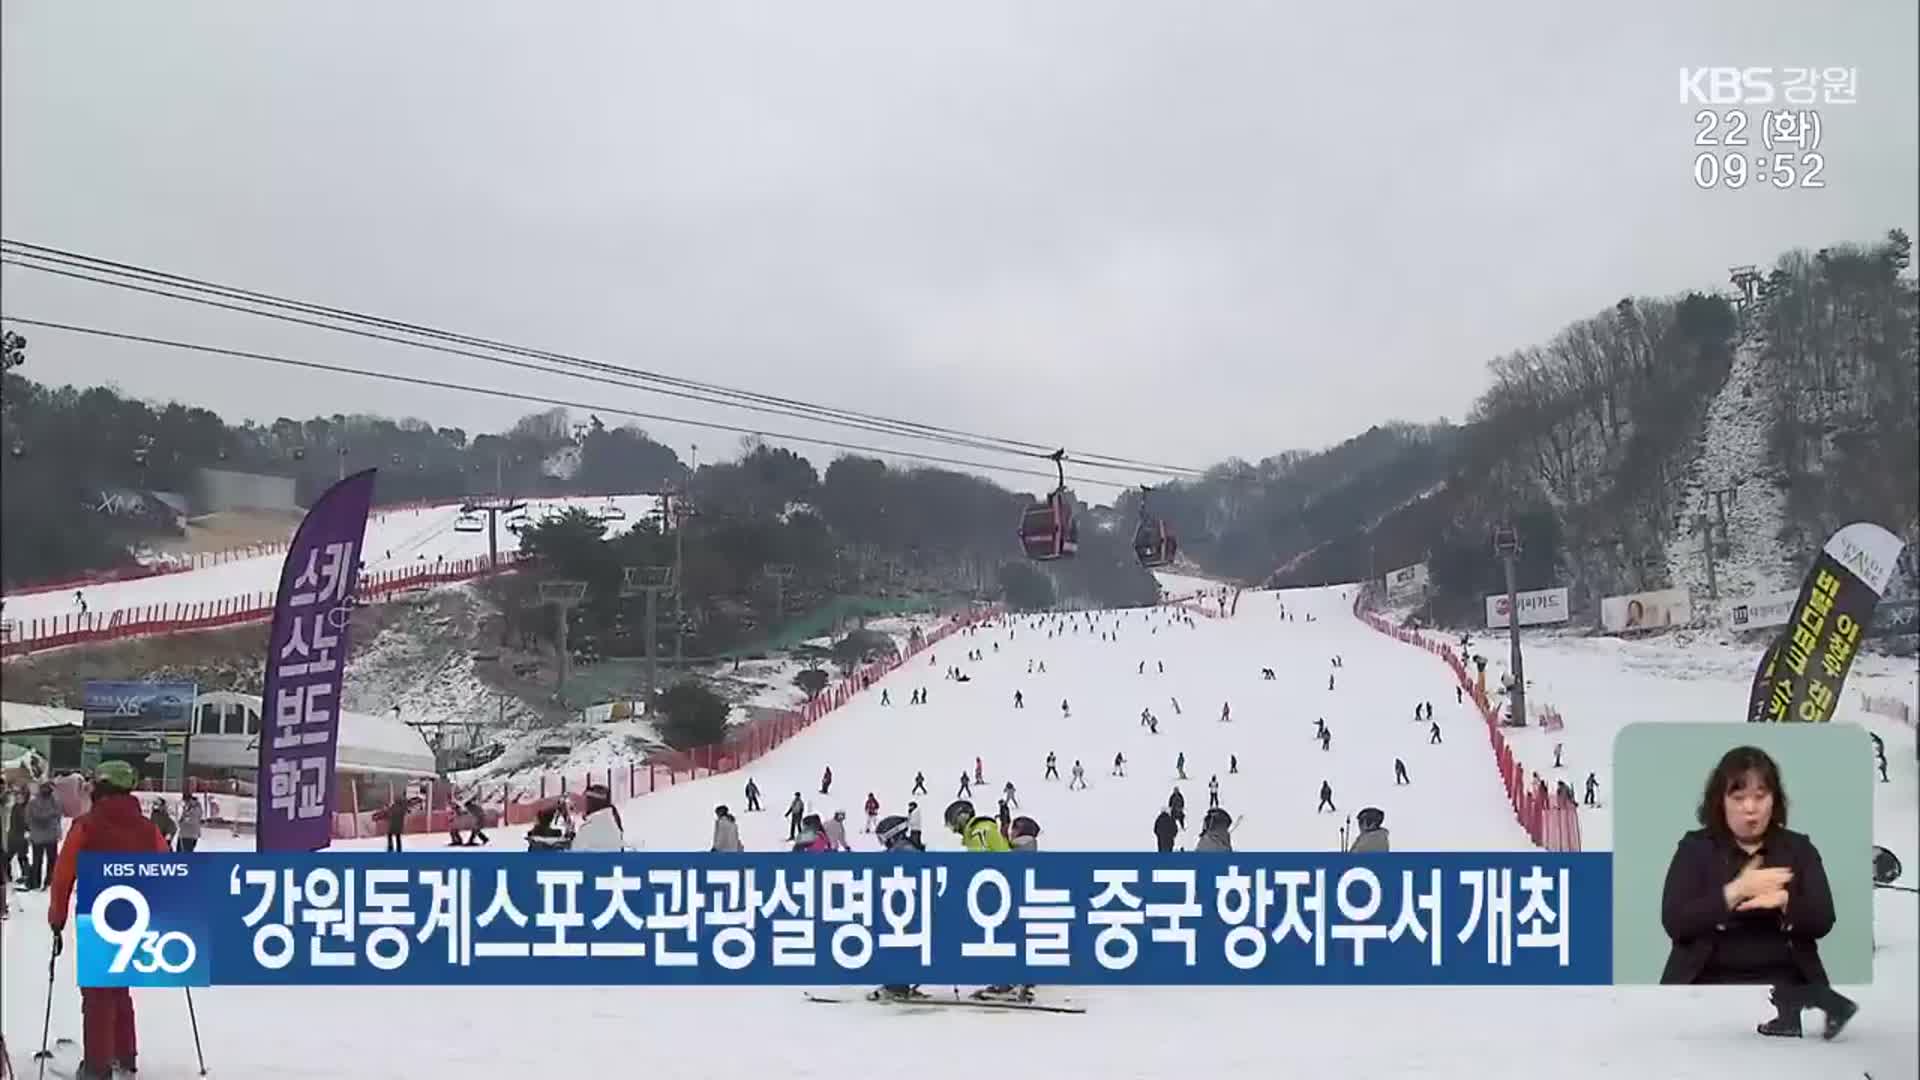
[3,1,1914,497]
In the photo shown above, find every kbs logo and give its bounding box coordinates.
[76,859,209,988]
[1679,68,1776,105]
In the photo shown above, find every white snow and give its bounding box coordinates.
[1665,342,1794,611]
[0,494,662,621]
[2,579,1912,1080]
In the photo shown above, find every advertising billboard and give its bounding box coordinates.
[81,680,198,733]
[1484,587,1570,628]
[1601,589,1692,634]
[1723,589,1800,632]
[1384,562,1430,603]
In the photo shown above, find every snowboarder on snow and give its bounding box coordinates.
[1175,752,1187,780]
[1319,728,1332,752]
[1220,702,1231,723]
[1112,752,1127,778]
[1583,773,1599,807]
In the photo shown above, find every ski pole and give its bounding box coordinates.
[184,988,208,1076]
[33,953,54,1080]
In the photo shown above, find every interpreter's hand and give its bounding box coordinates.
[1723,855,1793,909]
[1736,888,1791,912]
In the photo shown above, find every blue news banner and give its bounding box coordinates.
[76,853,1611,988]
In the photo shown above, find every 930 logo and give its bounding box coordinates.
[76,857,209,987]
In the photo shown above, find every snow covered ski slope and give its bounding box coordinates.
[0,494,658,619]
[2,581,1912,1080]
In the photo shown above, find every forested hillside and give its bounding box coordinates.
[1160,229,1918,624]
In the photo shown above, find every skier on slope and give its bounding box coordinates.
[47,761,168,1080]
[912,771,928,795]
[1208,775,1220,808]
[864,793,881,833]
[1168,788,1187,832]
[825,810,852,851]
[711,805,744,852]
[1013,690,1024,709]
[1429,721,1443,745]
[1153,806,1178,852]
[1045,752,1059,780]
[574,784,627,851]
[821,766,834,796]
[975,757,986,785]
[1112,752,1127,777]
[872,814,931,1001]
[1319,727,1332,752]
[1229,754,1239,775]
[957,772,973,798]
[1176,752,1187,780]
[1002,781,1018,809]
[1394,758,1410,785]
[785,792,807,839]
[1194,807,1235,852]
[1069,761,1088,790]
[1317,781,1336,814]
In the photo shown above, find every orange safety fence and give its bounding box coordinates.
[1351,592,1581,853]
[329,604,1004,839]
[1,552,532,657]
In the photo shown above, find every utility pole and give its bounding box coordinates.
[1493,524,1526,727]
[624,566,676,710]
[539,580,589,702]
[1692,513,1718,607]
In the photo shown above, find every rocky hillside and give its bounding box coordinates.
[1165,229,1918,624]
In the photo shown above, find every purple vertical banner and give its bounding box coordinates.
[256,469,377,851]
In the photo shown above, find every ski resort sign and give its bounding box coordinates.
[1724,590,1800,632]
[1484,587,1570,629]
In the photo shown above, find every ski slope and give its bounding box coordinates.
[3,581,1914,1080]
[0,494,659,619]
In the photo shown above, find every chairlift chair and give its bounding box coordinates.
[598,498,627,522]
[454,512,487,534]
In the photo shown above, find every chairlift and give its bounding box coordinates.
[454,512,486,534]
[598,498,627,522]
[1132,486,1178,568]
[1018,450,1079,562]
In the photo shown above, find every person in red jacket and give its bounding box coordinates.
[48,760,169,1080]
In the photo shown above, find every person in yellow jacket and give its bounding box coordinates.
[945,798,1009,852]
[945,799,1028,1000]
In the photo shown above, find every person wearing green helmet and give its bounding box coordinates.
[47,758,169,1080]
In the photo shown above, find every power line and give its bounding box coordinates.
[0,314,1143,490]
[0,239,1205,478]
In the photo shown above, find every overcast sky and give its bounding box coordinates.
[3,2,1915,498]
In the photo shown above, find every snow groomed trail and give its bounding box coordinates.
[2,581,1913,1080]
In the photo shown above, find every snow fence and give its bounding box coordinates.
[1352,593,1583,853]
[331,605,1004,840]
